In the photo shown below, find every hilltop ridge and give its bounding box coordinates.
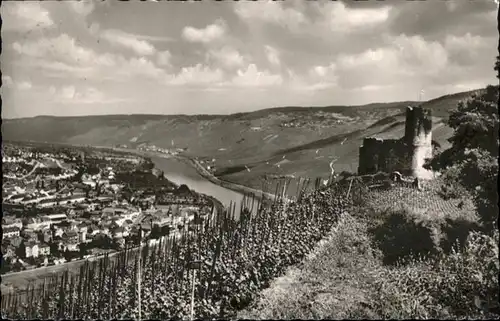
[2,88,484,190]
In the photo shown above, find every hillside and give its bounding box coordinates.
[2,88,483,189]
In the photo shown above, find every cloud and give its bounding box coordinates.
[230,64,283,87]
[234,0,306,32]
[1,75,33,91]
[323,1,391,32]
[444,33,491,66]
[334,34,449,83]
[2,75,15,87]
[116,57,167,80]
[157,50,173,67]
[284,32,477,93]
[182,19,227,43]
[17,81,33,91]
[60,85,76,100]
[100,29,157,56]
[387,0,497,38]
[265,45,281,67]
[52,85,124,104]
[309,63,337,79]
[287,64,338,92]
[2,2,54,32]
[12,34,115,67]
[168,64,224,86]
[207,46,245,68]
[130,34,175,43]
[66,0,95,17]
[12,34,168,81]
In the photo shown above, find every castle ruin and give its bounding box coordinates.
[358,106,433,179]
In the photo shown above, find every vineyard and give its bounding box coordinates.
[361,176,477,222]
[1,176,359,319]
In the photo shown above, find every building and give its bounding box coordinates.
[62,230,79,243]
[38,243,51,256]
[25,242,40,258]
[9,236,23,248]
[112,226,127,239]
[3,218,23,230]
[79,230,88,243]
[45,213,68,224]
[358,106,433,179]
[27,217,52,230]
[60,241,78,252]
[3,226,21,239]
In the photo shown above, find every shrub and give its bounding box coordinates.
[438,182,469,200]
[372,230,499,319]
[368,207,442,266]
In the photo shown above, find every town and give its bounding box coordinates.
[1,142,216,274]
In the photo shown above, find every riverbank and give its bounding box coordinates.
[174,154,278,201]
[116,147,281,207]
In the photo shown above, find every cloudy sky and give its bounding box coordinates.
[2,0,498,118]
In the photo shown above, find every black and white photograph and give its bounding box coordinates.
[1,0,499,319]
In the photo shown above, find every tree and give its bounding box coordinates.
[426,77,499,232]
[495,55,500,80]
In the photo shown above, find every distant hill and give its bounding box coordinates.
[3,88,483,190]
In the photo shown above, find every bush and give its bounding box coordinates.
[438,182,469,200]
[372,230,499,319]
[369,208,442,266]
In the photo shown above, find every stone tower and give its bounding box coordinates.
[404,106,433,179]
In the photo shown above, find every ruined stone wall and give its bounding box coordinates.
[358,106,433,179]
[358,138,413,175]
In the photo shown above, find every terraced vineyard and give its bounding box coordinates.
[1,178,356,320]
[363,178,476,221]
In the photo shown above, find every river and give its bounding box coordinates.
[150,155,260,218]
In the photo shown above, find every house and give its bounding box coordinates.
[67,208,77,217]
[62,230,79,243]
[88,210,102,220]
[2,217,23,230]
[9,236,23,248]
[3,226,21,239]
[78,223,89,233]
[38,243,51,256]
[27,217,51,231]
[78,228,88,243]
[112,226,126,239]
[88,225,100,235]
[39,230,52,243]
[23,230,39,243]
[46,213,68,224]
[60,241,78,252]
[25,242,40,258]
[53,226,65,238]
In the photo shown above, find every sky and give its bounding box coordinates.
[1,0,498,118]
